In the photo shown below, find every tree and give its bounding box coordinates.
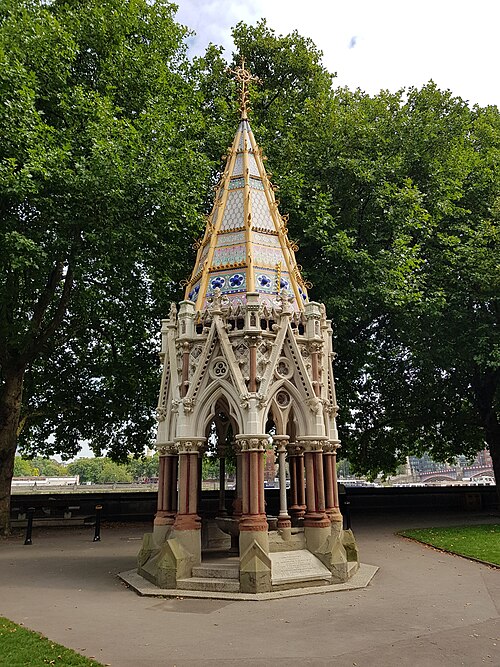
[13,456,34,477]
[203,24,499,498]
[67,457,132,484]
[0,0,214,533]
[29,456,68,477]
[126,454,159,481]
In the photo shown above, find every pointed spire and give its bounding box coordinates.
[184,63,310,313]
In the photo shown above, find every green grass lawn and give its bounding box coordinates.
[0,617,105,667]
[399,524,500,566]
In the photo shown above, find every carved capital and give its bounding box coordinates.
[298,437,327,452]
[175,438,206,454]
[286,442,304,456]
[330,439,341,454]
[236,434,269,452]
[182,397,195,414]
[273,435,290,453]
[244,333,262,347]
[158,443,176,456]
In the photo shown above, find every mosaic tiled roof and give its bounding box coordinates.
[185,112,310,312]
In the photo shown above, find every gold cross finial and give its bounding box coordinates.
[230,57,260,119]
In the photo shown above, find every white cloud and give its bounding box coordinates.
[174,0,499,107]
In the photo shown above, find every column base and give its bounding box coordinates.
[239,514,268,532]
[277,515,291,530]
[303,512,331,529]
[326,508,343,523]
[173,513,201,531]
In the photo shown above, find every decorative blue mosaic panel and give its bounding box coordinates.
[249,176,264,190]
[188,282,201,302]
[206,270,247,296]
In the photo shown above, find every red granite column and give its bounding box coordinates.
[238,436,268,533]
[232,440,243,519]
[173,439,204,531]
[154,446,176,527]
[287,443,305,524]
[323,441,342,522]
[296,451,307,518]
[331,440,342,521]
[301,439,330,528]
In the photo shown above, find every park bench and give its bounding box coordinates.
[10,498,94,528]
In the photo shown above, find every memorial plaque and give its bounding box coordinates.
[270,550,331,585]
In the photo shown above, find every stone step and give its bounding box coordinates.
[177,577,240,593]
[192,564,239,580]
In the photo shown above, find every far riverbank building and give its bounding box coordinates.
[138,63,359,594]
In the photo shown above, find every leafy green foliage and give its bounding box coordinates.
[67,457,132,484]
[0,616,104,666]
[126,453,159,481]
[400,525,500,565]
[0,0,212,468]
[1,9,499,537]
[13,456,68,477]
[201,23,499,487]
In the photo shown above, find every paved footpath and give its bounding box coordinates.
[0,511,498,667]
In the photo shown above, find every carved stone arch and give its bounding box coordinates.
[260,378,309,437]
[264,399,285,435]
[212,396,238,443]
[194,379,244,436]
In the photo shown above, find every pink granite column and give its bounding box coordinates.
[173,439,205,531]
[323,441,342,522]
[301,439,331,529]
[154,446,176,527]
[287,443,306,524]
[238,436,268,533]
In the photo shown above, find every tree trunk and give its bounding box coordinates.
[472,370,500,510]
[484,419,500,510]
[0,367,25,536]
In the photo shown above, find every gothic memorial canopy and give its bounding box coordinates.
[136,62,360,596]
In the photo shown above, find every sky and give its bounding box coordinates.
[175,0,499,108]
